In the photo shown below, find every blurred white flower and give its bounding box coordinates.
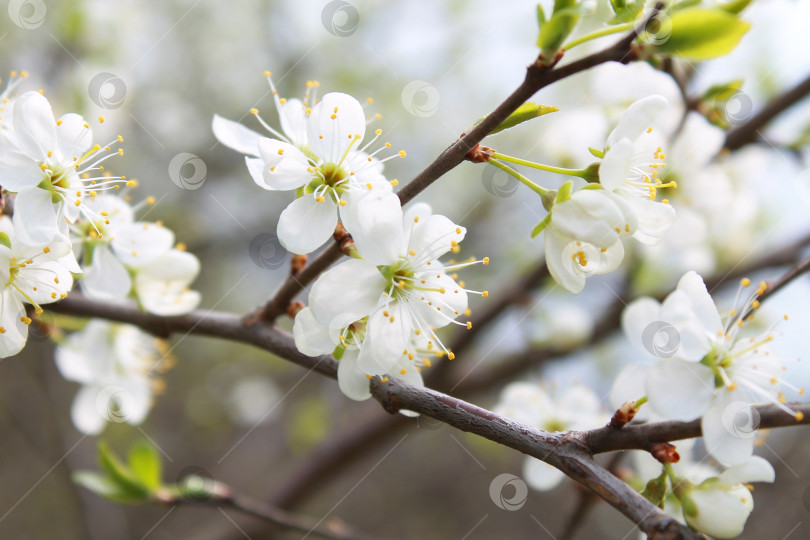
[55,320,169,434]
[133,249,201,316]
[494,382,607,491]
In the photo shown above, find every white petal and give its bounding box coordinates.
[277,195,338,255]
[685,485,752,539]
[293,307,337,356]
[646,359,714,421]
[622,297,662,355]
[344,190,402,266]
[702,395,756,467]
[134,250,201,316]
[81,246,132,299]
[606,95,668,147]
[337,349,372,401]
[11,92,56,160]
[257,138,311,190]
[276,98,308,147]
[0,290,28,358]
[609,365,652,421]
[11,186,58,246]
[621,192,676,245]
[410,273,468,329]
[718,456,774,485]
[111,221,175,267]
[307,93,366,164]
[212,114,263,156]
[523,457,565,491]
[551,189,627,247]
[544,229,585,294]
[407,214,465,265]
[70,385,107,435]
[676,271,723,335]
[358,304,412,375]
[0,144,42,191]
[56,113,93,160]
[600,139,636,193]
[309,258,384,328]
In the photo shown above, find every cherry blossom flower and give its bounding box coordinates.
[213,80,403,254]
[612,271,801,465]
[0,91,126,246]
[598,95,676,244]
[0,216,76,357]
[55,319,170,434]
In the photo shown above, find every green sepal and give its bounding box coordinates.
[588,147,605,159]
[555,181,574,204]
[333,345,346,361]
[608,0,644,24]
[531,213,552,238]
[641,470,668,507]
[538,10,580,55]
[679,492,698,517]
[484,102,559,135]
[0,232,11,249]
[128,441,163,491]
[650,8,751,61]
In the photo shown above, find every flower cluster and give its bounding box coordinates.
[611,271,801,466]
[216,76,488,401]
[0,81,201,431]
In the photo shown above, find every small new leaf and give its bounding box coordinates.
[73,471,150,504]
[128,440,163,491]
[98,442,150,498]
[651,9,750,60]
[488,102,558,134]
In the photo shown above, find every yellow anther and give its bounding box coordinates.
[796,411,804,421]
[447,352,455,360]
[264,70,271,77]
[98,116,105,123]
[279,98,287,105]
[482,291,489,298]
[466,321,472,329]
[250,108,258,114]
[398,150,406,158]
[277,148,284,155]
[146,196,156,205]
[390,179,398,186]
[483,257,489,265]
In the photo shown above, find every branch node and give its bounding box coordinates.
[291,254,307,276]
[465,144,496,163]
[610,401,639,429]
[370,377,402,414]
[649,442,680,464]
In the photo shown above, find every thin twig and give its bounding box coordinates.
[725,71,810,150]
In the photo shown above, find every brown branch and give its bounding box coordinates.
[725,71,810,151]
[172,480,370,540]
[585,403,810,455]
[244,12,655,325]
[369,377,698,540]
[560,453,625,540]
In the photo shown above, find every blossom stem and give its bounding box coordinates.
[486,158,552,198]
[563,22,635,50]
[634,395,648,410]
[490,152,590,179]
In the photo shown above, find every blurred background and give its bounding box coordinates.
[2,0,810,538]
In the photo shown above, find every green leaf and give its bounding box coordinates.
[651,8,751,60]
[588,146,605,159]
[488,102,558,134]
[719,0,752,14]
[128,441,163,491]
[531,213,552,238]
[536,3,546,28]
[0,232,11,249]
[702,80,743,102]
[73,471,149,504]
[538,11,580,54]
[98,442,150,499]
[608,0,644,24]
